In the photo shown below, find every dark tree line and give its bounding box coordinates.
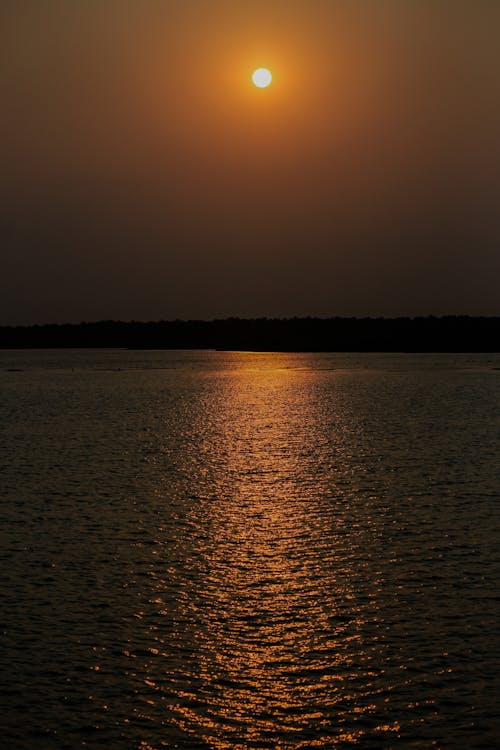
[0,316,498,352]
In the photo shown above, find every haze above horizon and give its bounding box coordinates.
[1,1,499,324]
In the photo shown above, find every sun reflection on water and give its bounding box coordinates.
[134,358,393,748]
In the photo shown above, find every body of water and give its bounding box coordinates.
[1,350,499,748]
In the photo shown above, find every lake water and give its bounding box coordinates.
[1,350,499,749]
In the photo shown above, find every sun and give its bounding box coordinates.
[252,68,273,89]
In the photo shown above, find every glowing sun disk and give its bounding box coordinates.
[252,68,272,88]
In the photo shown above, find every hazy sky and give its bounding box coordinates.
[1,1,499,323]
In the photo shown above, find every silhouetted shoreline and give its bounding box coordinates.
[0,316,499,352]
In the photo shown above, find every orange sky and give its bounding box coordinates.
[1,1,499,323]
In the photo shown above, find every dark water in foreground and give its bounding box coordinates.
[1,350,499,749]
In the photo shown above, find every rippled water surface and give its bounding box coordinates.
[1,350,499,749]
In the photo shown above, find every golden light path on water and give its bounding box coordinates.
[134,356,401,748]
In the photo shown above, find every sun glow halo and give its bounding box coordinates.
[252,68,272,88]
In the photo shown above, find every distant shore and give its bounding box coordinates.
[0,316,499,352]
